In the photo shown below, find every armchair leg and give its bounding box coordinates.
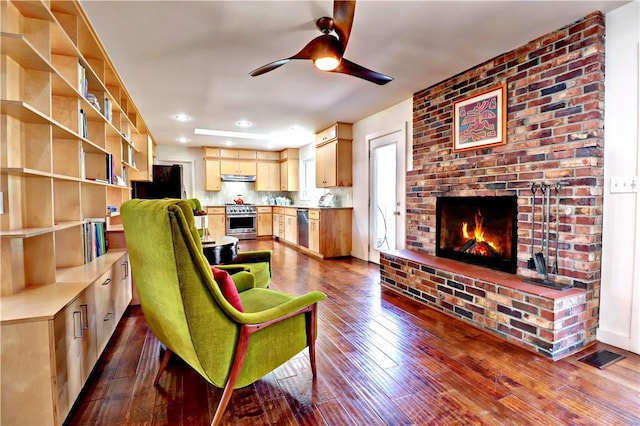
[154,346,173,386]
[211,325,251,426]
[306,304,318,378]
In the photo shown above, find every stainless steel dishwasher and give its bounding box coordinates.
[297,208,309,248]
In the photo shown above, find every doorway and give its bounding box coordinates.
[368,128,406,263]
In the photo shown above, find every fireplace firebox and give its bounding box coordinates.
[435,196,518,273]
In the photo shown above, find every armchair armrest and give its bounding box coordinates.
[229,290,327,324]
[233,250,271,265]
[216,264,251,275]
[230,271,255,293]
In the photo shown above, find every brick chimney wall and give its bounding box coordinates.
[406,12,605,338]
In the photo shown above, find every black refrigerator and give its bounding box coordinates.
[132,165,184,199]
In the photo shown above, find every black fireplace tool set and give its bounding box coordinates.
[526,181,572,290]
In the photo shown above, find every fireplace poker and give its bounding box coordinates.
[545,182,551,274]
[553,181,567,274]
[533,183,548,278]
[528,182,539,270]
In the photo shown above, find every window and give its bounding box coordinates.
[301,158,316,200]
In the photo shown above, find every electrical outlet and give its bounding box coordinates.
[610,176,638,193]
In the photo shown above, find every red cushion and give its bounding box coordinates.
[210,267,244,312]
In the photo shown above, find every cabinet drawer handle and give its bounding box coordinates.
[104,312,113,322]
[122,261,129,279]
[73,311,84,338]
[80,304,89,329]
[102,278,112,286]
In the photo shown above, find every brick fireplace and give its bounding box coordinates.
[381,12,604,359]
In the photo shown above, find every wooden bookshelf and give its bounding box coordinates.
[0,1,153,424]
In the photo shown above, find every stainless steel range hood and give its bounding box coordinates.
[221,174,256,182]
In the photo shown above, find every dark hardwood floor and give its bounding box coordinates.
[68,239,640,425]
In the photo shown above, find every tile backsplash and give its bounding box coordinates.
[202,181,352,207]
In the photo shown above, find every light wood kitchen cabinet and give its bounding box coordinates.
[1,1,149,423]
[221,160,257,176]
[257,206,273,236]
[309,209,321,254]
[280,148,299,191]
[219,148,257,159]
[315,122,353,145]
[272,207,284,239]
[257,151,280,160]
[256,162,280,191]
[283,208,298,245]
[304,209,352,258]
[206,207,226,236]
[316,122,353,188]
[316,139,352,187]
[205,159,221,191]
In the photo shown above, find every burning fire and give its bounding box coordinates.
[461,209,500,256]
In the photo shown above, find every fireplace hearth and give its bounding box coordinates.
[436,196,517,273]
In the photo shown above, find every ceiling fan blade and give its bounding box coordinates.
[331,58,394,85]
[251,35,336,77]
[290,34,340,60]
[249,59,291,77]
[333,0,355,51]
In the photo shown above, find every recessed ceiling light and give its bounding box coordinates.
[225,140,233,146]
[173,114,192,122]
[177,137,190,143]
[235,120,252,128]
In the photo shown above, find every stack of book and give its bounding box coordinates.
[83,219,107,263]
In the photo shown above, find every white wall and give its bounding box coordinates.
[599,0,640,354]
[351,98,413,261]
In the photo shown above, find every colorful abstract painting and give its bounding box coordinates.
[453,84,506,152]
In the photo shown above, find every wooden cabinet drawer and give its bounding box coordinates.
[257,206,272,213]
[309,209,320,220]
[94,269,116,354]
[206,207,225,215]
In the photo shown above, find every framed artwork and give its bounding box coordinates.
[453,83,506,152]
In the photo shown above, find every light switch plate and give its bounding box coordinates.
[611,176,638,193]
[0,191,3,214]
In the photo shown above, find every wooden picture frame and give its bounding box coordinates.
[453,83,506,152]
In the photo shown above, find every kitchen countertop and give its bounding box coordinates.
[204,204,352,210]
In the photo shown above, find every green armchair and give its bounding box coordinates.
[187,198,272,288]
[121,199,326,425]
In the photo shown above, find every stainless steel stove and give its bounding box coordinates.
[225,204,257,240]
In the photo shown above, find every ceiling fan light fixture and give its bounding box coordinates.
[314,56,340,71]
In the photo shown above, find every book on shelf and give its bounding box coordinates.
[80,145,86,179]
[78,62,88,97]
[83,219,107,263]
[105,153,115,184]
[104,97,112,123]
[78,108,88,139]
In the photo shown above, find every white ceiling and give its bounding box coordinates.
[80,0,628,151]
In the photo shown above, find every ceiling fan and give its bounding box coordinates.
[249,0,393,85]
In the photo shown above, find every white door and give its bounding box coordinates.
[369,128,406,263]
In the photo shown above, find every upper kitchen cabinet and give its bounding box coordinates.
[204,159,221,191]
[256,162,280,191]
[280,148,299,191]
[315,123,352,187]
